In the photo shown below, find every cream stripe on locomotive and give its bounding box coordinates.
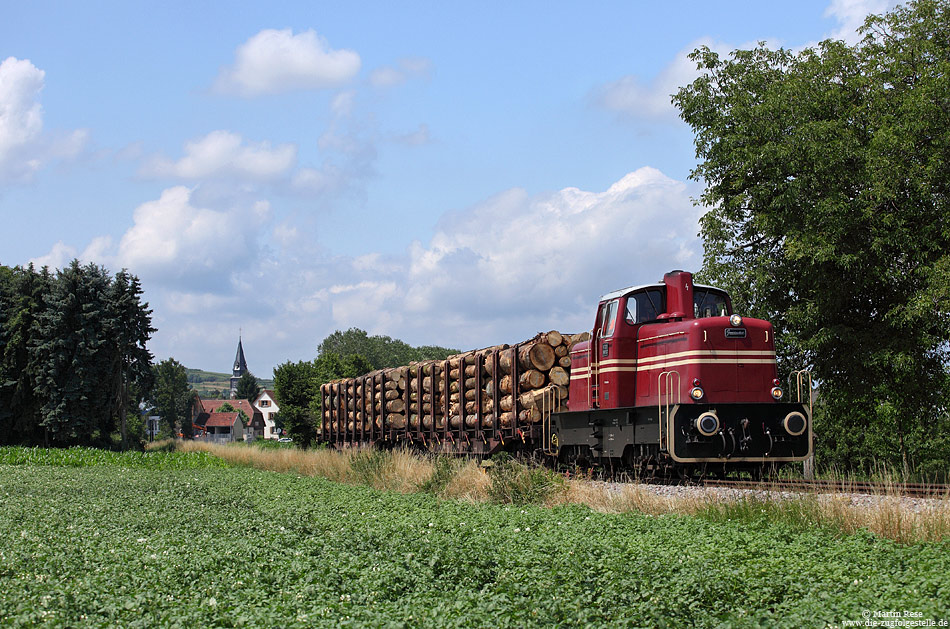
[569,348,773,365]
[569,350,777,379]
[569,361,777,380]
[637,349,775,366]
[635,357,777,370]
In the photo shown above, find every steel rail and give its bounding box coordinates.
[698,478,950,499]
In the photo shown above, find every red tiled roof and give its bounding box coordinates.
[205,412,241,428]
[201,399,259,419]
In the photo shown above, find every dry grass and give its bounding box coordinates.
[176,441,950,544]
[180,441,434,493]
[439,460,491,502]
[815,494,950,544]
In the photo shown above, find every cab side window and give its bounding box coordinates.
[625,297,637,324]
[602,300,619,337]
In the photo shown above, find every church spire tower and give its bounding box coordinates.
[229,334,248,398]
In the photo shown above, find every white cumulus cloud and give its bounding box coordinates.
[114,186,270,289]
[141,130,297,180]
[215,28,361,96]
[0,56,87,182]
[304,167,704,350]
[31,169,702,375]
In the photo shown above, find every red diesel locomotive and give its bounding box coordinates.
[320,270,812,476]
[554,270,811,475]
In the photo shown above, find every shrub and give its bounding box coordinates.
[419,456,462,494]
[487,454,565,505]
[349,449,392,486]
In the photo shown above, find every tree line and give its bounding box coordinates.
[274,328,457,446]
[0,260,265,446]
[0,261,154,448]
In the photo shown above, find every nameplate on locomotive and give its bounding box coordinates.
[724,328,747,339]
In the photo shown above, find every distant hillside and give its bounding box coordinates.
[186,368,274,399]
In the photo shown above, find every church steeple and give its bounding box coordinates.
[233,336,247,376]
[229,335,248,398]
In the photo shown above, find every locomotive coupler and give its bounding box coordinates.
[739,418,752,452]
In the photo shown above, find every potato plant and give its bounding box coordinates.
[0,453,947,627]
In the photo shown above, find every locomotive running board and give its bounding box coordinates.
[664,405,814,463]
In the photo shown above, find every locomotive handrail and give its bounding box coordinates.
[587,327,595,410]
[538,384,559,456]
[638,331,686,343]
[790,369,813,417]
[658,370,681,453]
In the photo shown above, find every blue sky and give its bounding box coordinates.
[0,0,895,376]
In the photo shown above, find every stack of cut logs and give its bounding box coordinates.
[322,331,590,437]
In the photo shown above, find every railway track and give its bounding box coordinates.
[698,478,950,499]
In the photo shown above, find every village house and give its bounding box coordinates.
[253,389,281,439]
[191,397,265,441]
[203,411,244,443]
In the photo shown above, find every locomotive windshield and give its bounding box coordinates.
[693,288,730,318]
[625,289,665,324]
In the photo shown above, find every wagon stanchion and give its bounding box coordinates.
[511,342,521,445]
[359,376,368,446]
[428,362,437,448]
[442,359,450,451]
[474,353,484,452]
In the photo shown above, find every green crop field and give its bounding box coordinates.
[1,448,948,627]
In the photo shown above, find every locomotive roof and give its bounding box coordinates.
[598,282,724,303]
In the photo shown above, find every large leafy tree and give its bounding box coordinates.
[673,0,950,476]
[273,360,318,447]
[273,351,373,447]
[318,328,457,370]
[151,358,192,438]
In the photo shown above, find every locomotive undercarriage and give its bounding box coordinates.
[321,401,810,479]
[549,402,811,478]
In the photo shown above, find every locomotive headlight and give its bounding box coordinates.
[695,412,720,437]
[771,386,784,400]
[729,314,743,327]
[689,386,705,400]
[783,411,807,436]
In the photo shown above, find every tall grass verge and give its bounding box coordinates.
[181,441,433,493]
[697,493,950,544]
[174,441,950,543]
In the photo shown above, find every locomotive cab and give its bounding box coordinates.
[560,270,811,471]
